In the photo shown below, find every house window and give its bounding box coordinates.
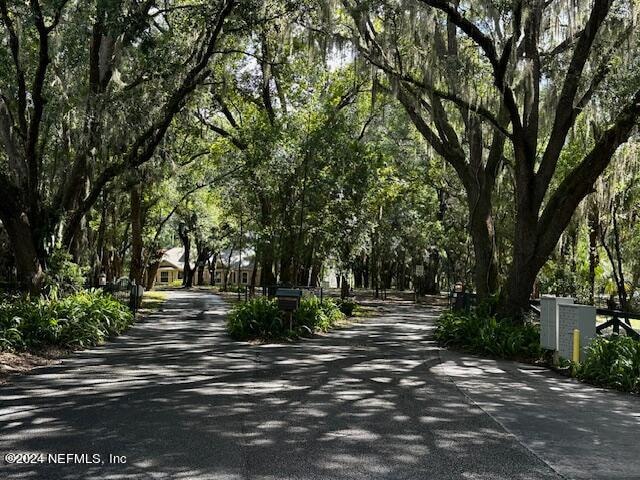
[177,271,183,280]
[160,271,169,283]
[241,272,248,284]
[214,271,222,284]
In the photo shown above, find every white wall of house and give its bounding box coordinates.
[155,267,181,285]
[153,247,261,287]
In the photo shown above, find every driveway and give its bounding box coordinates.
[0,290,629,479]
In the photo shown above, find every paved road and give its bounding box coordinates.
[0,291,628,479]
[434,350,640,479]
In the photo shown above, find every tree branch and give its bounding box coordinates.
[536,0,613,205]
[536,87,640,262]
[62,0,236,247]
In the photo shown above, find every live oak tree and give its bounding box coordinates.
[0,0,238,291]
[3,0,640,317]
[338,0,640,318]
[197,8,384,288]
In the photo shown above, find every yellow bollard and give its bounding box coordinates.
[572,329,581,363]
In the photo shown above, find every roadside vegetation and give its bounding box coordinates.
[435,310,542,361]
[226,296,348,341]
[0,290,133,352]
[436,309,640,394]
[577,336,640,393]
[139,291,168,313]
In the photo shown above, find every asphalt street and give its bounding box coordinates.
[0,290,631,479]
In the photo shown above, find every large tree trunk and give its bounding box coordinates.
[497,167,540,319]
[259,243,276,287]
[146,260,161,291]
[340,274,349,299]
[468,185,499,299]
[194,239,209,286]
[250,254,258,292]
[2,213,45,293]
[93,192,108,286]
[423,248,440,294]
[279,240,294,284]
[363,254,370,289]
[222,247,234,291]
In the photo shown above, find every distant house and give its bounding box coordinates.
[153,247,260,286]
[215,248,261,286]
[154,247,186,285]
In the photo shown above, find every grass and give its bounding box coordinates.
[352,304,377,318]
[141,291,168,312]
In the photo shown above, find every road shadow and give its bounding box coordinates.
[0,292,559,480]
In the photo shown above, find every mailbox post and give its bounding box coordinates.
[129,282,145,313]
[275,288,302,330]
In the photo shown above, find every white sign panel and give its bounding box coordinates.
[557,304,596,361]
[540,296,574,350]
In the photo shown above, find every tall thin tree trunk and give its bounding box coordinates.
[587,201,599,304]
[129,184,144,285]
[178,223,193,288]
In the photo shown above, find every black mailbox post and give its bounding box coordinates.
[275,288,302,331]
[275,288,302,311]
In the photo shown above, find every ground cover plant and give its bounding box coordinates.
[436,307,640,394]
[226,296,345,341]
[434,310,542,360]
[0,290,134,351]
[577,335,640,393]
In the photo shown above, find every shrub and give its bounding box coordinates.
[577,335,640,393]
[336,298,356,316]
[435,310,542,360]
[43,249,87,294]
[226,295,345,340]
[226,297,283,339]
[56,290,134,348]
[295,297,344,333]
[0,290,133,351]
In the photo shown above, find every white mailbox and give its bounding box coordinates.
[557,304,596,361]
[540,296,574,350]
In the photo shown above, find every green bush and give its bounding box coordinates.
[295,297,344,333]
[226,295,345,340]
[577,336,640,393]
[43,249,87,294]
[226,296,283,339]
[434,310,542,360]
[0,290,133,351]
[337,298,357,316]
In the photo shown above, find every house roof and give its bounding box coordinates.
[160,247,187,270]
[216,248,256,269]
[159,247,257,271]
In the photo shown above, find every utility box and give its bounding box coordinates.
[540,296,574,350]
[557,304,596,362]
[275,288,302,311]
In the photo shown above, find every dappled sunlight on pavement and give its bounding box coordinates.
[2,292,563,479]
[433,347,640,479]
